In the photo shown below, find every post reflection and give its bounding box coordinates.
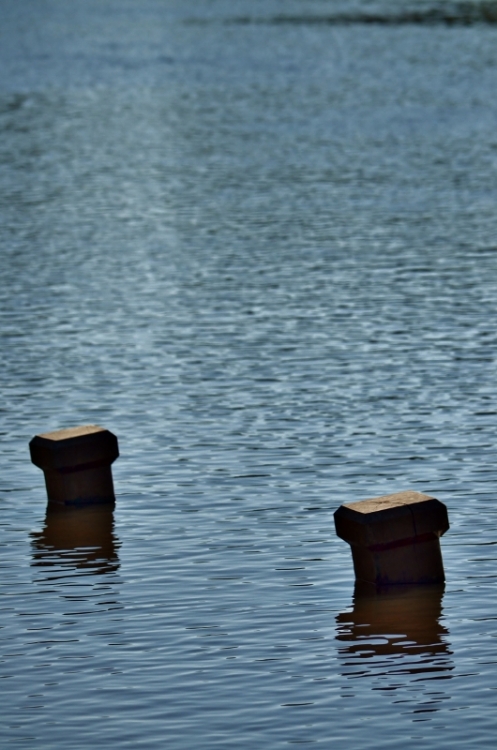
[31,503,120,574]
[336,582,453,685]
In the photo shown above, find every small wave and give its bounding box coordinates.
[187,2,497,27]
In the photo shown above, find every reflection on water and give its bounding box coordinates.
[336,583,453,687]
[31,503,120,575]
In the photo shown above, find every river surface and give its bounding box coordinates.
[1,1,497,747]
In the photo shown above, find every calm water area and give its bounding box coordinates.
[1,0,497,747]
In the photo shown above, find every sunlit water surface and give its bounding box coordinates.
[1,0,497,747]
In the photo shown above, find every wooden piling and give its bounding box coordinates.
[29,425,119,506]
[334,490,449,585]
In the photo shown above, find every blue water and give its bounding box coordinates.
[1,0,497,747]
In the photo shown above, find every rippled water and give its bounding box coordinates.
[1,0,497,747]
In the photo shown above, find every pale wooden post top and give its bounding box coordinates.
[36,425,108,441]
[29,425,119,472]
[343,490,437,514]
[334,490,449,548]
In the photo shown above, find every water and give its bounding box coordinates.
[1,0,497,746]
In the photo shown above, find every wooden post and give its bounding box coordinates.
[334,490,449,585]
[29,425,119,506]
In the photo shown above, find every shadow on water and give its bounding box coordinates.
[31,503,120,575]
[336,582,453,689]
